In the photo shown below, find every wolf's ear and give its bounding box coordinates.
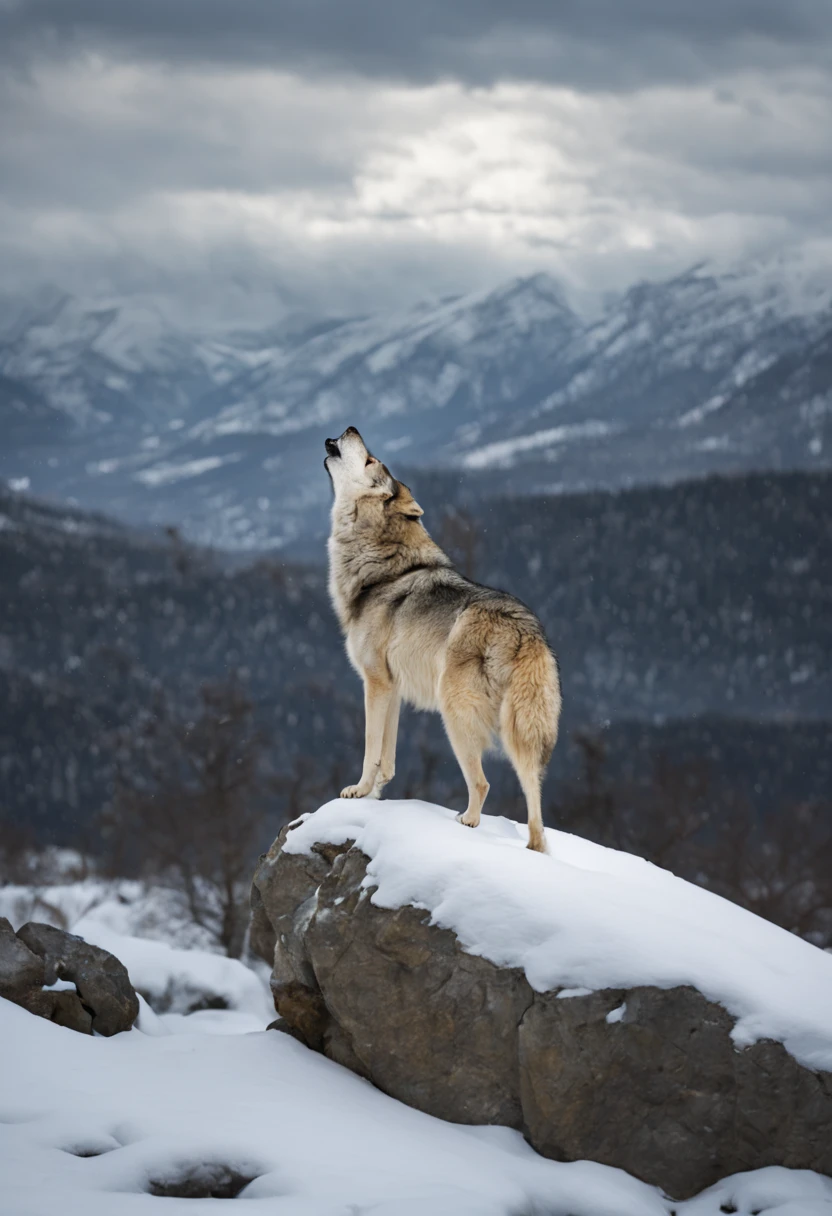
[391,481,424,519]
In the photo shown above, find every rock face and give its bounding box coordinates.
[0,917,139,1035]
[251,825,832,1201]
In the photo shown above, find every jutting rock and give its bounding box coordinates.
[251,809,832,1201]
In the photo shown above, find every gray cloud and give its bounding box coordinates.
[0,2,830,318]
[3,0,832,89]
[0,65,380,212]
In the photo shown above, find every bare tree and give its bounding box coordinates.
[698,799,832,946]
[102,677,271,957]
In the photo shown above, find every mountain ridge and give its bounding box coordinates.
[2,252,830,550]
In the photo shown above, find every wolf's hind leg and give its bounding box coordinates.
[501,710,549,852]
[341,676,394,799]
[499,636,559,852]
[514,754,547,853]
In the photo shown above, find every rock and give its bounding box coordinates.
[0,916,44,993]
[248,875,277,966]
[251,823,353,1048]
[147,1164,258,1199]
[25,987,95,1035]
[306,847,531,1125]
[251,826,832,1201]
[15,922,139,1036]
[519,985,832,1200]
[1,916,94,1033]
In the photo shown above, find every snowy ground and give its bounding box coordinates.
[2,799,832,1214]
[0,866,272,1022]
[4,997,832,1215]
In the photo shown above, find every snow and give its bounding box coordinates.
[73,925,274,1022]
[0,994,654,1216]
[463,420,615,469]
[3,995,832,1215]
[134,453,242,487]
[0,874,270,1019]
[2,800,832,1213]
[88,302,172,373]
[677,394,727,428]
[0,874,210,950]
[284,799,832,1071]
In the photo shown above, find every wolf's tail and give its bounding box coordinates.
[499,633,561,852]
[500,633,561,767]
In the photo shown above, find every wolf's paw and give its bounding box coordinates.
[456,811,481,829]
[340,784,372,799]
[527,834,548,854]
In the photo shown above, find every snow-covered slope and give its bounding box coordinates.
[8,997,832,1216]
[3,794,832,1213]
[0,870,273,1026]
[286,798,832,1072]
[2,251,831,549]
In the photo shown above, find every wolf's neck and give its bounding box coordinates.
[327,529,448,630]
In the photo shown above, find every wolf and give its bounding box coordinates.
[324,426,562,852]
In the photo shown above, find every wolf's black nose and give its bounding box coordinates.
[325,437,340,457]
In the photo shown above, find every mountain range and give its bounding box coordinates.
[2,250,831,552]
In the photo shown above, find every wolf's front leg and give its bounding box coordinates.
[370,692,400,798]
[341,676,395,799]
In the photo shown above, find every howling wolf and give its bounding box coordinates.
[324,426,561,852]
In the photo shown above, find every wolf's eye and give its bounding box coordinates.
[365,456,376,467]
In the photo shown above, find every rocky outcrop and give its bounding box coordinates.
[251,824,832,1201]
[0,917,139,1035]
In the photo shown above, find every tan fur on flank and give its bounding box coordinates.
[324,426,562,852]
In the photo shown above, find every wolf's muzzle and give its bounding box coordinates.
[325,437,340,458]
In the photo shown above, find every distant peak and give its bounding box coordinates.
[477,271,574,321]
[506,271,568,300]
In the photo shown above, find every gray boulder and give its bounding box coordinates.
[0,916,44,993]
[519,985,832,1201]
[0,917,138,1036]
[251,827,832,1201]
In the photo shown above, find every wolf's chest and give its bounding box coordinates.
[387,630,444,711]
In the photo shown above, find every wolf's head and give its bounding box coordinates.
[324,427,423,528]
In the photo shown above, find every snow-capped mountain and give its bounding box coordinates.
[1,253,830,550]
[0,287,281,430]
[457,254,832,486]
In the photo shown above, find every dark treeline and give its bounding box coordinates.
[1,469,830,950]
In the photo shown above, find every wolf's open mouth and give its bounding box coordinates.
[325,438,340,458]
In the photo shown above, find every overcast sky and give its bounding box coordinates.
[1,0,831,318]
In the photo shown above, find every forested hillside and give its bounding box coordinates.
[2,468,829,850]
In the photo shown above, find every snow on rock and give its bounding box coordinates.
[283,798,832,1071]
[2,994,832,1215]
